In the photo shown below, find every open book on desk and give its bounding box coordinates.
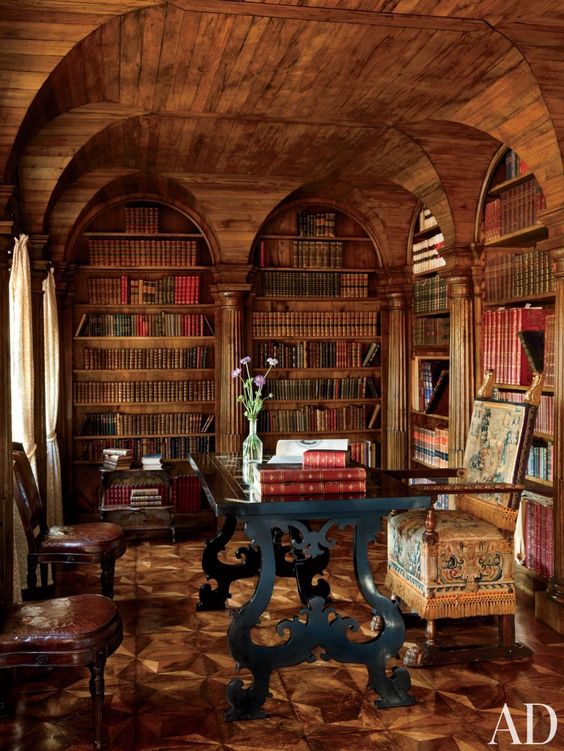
[267,438,349,464]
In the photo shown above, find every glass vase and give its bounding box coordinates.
[242,418,263,484]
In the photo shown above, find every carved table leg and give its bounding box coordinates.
[198,515,261,611]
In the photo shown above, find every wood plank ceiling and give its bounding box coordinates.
[1,0,564,265]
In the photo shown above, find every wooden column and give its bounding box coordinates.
[212,279,251,454]
[535,243,564,634]
[446,272,475,467]
[29,235,49,505]
[0,186,20,605]
[384,290,409,469]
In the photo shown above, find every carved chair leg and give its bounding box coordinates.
[425,619,438,648]
[100,557,116,599]
[27,558,38,596]
[89,653,107,751]
[40,562,49,590]
[0,669,10,717]
[498,614,515,647]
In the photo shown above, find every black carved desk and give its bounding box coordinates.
[189,453,430,721]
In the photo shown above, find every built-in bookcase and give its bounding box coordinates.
[70,200,215,519]
[480,147,553,593]
[250,204,382,467]
[410,205,450,475]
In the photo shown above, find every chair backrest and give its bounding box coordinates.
[458,370,542,531]
[12,443,48,551]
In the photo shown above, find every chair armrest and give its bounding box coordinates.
[381,468,465,480]
[407,481,524,495]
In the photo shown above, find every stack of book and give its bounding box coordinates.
[142,453,163,470]
[130,487,163,508]
[102,447,132,470]
[253,448,367,501]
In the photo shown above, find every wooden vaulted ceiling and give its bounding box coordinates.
[2,0,564,266]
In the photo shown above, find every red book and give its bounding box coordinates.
[254,492,367,503]
[302,449,349,468]
[255,464,366,483]
[255,479,367,497]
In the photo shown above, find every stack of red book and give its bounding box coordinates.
[253,449,367,501]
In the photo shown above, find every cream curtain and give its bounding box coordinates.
[44,267,63,525]
[9,234,35,602]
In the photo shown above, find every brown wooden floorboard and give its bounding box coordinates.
[1,528,563,751]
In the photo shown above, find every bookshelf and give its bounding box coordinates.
[250,204,381,467]
[410,205,450,474]
[480,147,554,591]
[71,200,215,524]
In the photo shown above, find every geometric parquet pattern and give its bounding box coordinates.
[1,526,563,751]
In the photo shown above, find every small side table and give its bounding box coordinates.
[99,468,176,543]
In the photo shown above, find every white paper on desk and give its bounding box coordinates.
[267,438,349,464]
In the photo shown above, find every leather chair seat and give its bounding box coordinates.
[39,523,126,557]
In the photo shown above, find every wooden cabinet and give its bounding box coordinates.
[250,204,382,467]
[70,201,216,519]
[479,147,553,593]
[410,205,450,477]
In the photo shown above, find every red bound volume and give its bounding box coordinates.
[256,479,367,497]
[302,449,349,468]
[256,464,365,483]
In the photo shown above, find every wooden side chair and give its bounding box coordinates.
[12,444,126,598]
[0,593,122,750]
[384,369,542,666]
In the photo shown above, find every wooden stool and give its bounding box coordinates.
[0,594,122,750]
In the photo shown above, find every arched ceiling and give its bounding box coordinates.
[2,0,564,266]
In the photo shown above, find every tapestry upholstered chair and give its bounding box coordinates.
[384,369,542,666]
[0,593,122,750]
[12,444,126,599]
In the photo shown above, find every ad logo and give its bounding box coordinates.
[489,704,558,745]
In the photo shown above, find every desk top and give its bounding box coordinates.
[189,454,430,518]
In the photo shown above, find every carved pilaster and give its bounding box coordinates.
[446,273,475,467]
[0,185,19,605]
[535,245,564,634]
[29,235,50,505]
[211,282,251,453]
[59,264,76,512]
[384,291,408,469]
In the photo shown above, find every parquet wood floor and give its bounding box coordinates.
[1,528,563,751]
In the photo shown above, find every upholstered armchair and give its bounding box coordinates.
[384,369,542,666]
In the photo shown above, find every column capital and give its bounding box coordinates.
[439,243,480,277]
[377,266,410,299]
[210,283,252,308]
[213,263,252,286]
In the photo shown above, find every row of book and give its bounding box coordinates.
[413,317,449,347]
[102,447,132,470]
[492,389,554,436]
[481,307,547,386]
[527,440,553,483]
[411,425,450,468]
[88,238,200,267]
[291,240,344,268]
[73,379,215,403]
[297,211,336,237]
[124,206,159,234]
[257,403,380,433]
[503,150,530,182]
[417,207,439,232]
[81,345,211,371]
[260,271,368,298]
[254,341,379,369]
[103,474,203,512]
[522,492,554,579]
[76,312,213,338]
[129,488,164,508]
[268,376,379,401]
[417,361,448,413]
[252,311,379,338]
[412,232,445,275]
[483,248,554,302]
[482,180,545,241]
[79,412,214,436]
[87,275,201,305]
[77,436,214,462]
[349,438,380,468]
[413,275,448,314]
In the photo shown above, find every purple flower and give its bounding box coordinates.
[253,375,266,387]
[240,356,251,365]
[231,367,241,378]
[266,357,278,366]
